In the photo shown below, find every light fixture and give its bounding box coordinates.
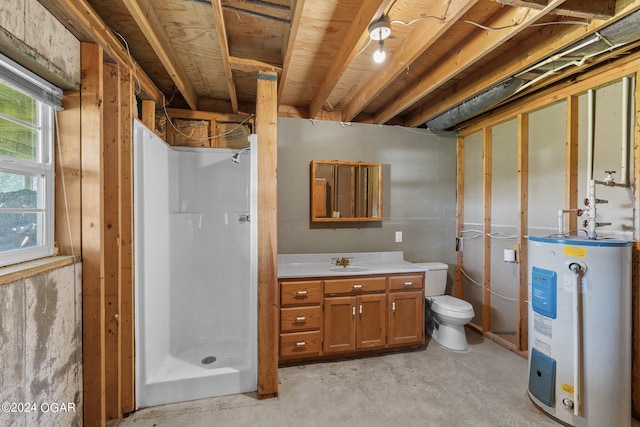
[369,15,390,63]
[373,40,386,63]
[368,15,391,41]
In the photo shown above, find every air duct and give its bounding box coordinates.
[425,10,640,132]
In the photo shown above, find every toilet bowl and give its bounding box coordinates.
[415,262,475,351]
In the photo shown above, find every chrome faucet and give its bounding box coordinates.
[333,257,352,267]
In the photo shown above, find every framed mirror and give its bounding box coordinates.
[310,160,382,222]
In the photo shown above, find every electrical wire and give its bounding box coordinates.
[460,266,519,303]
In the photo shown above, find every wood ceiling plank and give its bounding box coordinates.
[120,0,199,109]
[307,0,390,118]
[374,0,569,125]
[230,56,282,73]
[406,0,640,127]
[212,0,240,113]
[38,0,163,103]
[341,0,478,122]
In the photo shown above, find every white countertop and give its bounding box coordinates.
[277,251,427,279]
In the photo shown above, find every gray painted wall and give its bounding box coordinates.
[277,118,458,279]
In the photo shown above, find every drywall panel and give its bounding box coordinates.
[577,79,635,240]
[277,118,457,272]
[528,101,567,235]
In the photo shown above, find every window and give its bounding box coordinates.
[0,54,61,267]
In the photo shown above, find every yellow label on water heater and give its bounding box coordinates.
[563,245,586,258]
[562,383,574,396]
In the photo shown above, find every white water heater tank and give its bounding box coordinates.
[527,236,631,426]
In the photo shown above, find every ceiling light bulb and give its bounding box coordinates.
[368,16,391,41]
[373,41,386,63]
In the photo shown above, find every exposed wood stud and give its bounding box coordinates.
[455,136,464,299]
[632,70,640,417]
[141,100,156,131]
[516,113,529,352]
[256,70,279,399]
[566,96,579,232]
[277,0,305,102]
[212,0,239,113]
[482,127,492,334]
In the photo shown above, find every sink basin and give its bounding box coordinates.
[329,266,369,272]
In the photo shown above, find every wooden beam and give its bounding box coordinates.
[103,62,122,422]
[120,0,198,110]
[496,0,615,20]
[141,100,156,132]
[119,65,136,415]
[566,95,579,232]
[80,42,106,427]
[455,136,464,299]
[407,1,640,128]
[38,0,163,104]
[55,91,82,256]
[277,0,305,102]
[633,70,640,417]
[256,70,279,399]
[343,0,477,122]
[211,0,239,113]
[382,0,568,127]
[516,113,528,352]
[307,0,386,119]
[482,127,492,333]
[229,56,282,74]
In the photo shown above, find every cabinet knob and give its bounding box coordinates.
[352,306,356,316]
[295,290,308,296]
[295,341,306,347]
[403,281,413,286]
[352,284,363,289]
[294,316,307,322]
[392,301,396,313]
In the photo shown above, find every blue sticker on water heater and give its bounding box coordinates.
[531,267,557,319]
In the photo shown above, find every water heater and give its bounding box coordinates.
[527,236,631,426]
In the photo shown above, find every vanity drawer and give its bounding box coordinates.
[280,306,322,332]
[280,331,321,358]
[280,280,323,306]
[389,274,424,291]
[324,276,387,295]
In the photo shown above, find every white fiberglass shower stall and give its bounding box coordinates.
[133,120,257,408]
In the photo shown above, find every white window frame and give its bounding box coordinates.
[0,54,59,267]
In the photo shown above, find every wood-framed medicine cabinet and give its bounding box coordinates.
[310,160,382,223]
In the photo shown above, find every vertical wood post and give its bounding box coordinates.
[566,96,579,232]
[256,70,279,399]
[482,127,492,333]
[455,136,464,299]
[81,42,107,426]
[103,62,122,421]
[517,113,529,351]
[141,99,155,131]
[632,71,640,418]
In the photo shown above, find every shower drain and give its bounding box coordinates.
[201,356,216,365]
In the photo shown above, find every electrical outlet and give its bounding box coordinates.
[395,231,402,243]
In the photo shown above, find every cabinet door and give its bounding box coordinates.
[323,296,356,354]
[356,293,387,350]
[388,291,424,346]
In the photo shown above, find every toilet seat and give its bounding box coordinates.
[430,295,474,318]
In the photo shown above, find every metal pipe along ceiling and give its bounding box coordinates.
[425,10,640,132]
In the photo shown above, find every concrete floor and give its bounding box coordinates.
[121,330,634,426]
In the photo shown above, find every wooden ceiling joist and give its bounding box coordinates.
[496,0,615,20]
[341,0,478,123]
[229,56,282,74]
[277,0,305,102]
[306,0,388,119]
[37,0,163,104]
[375,0,569,125]
[405,0,640,128]
[121,0,199,110]
[212,0,240,113]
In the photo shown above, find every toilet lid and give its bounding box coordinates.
[431,295,473,313]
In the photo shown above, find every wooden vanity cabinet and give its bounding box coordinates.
[279,272,424,364]
[279,280,323,359]
[388,274,425,346]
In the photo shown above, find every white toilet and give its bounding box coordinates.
[416,262,475,351]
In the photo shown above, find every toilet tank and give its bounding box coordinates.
[415,262,449,296]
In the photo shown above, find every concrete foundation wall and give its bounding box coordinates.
[277,118,458,287]
[0,262,83,427]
